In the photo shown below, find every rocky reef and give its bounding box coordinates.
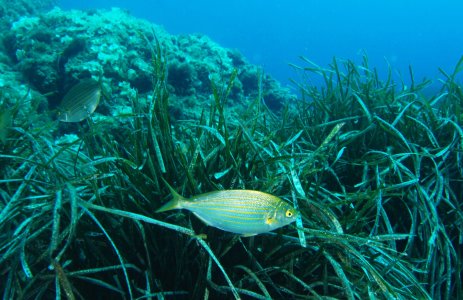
[0,0,57,30]
[1,4,295,126]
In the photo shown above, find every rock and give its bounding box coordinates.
[0,0,57,31]
[2,6,296,123]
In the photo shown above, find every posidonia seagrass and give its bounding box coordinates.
[1,30,462,298]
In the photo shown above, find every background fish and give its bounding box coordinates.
[58,79,101,122]
[157,181,298,235]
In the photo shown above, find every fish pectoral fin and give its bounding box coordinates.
[265,216,276,225]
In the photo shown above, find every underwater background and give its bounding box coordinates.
[1,0,463,299]
[60,0,463,89]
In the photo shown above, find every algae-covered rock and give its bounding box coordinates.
[0,0,57,31]
[0,59,48,124]
[2,6,295,122]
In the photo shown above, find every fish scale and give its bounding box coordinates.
[157,181,298,235]
[58,79,102,122]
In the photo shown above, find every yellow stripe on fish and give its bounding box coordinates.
[58,79,102,122]
[156,179,298,235]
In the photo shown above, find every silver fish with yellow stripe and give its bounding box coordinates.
[157,181,298,235]
[58,79,102,122]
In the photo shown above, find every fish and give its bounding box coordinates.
[57,79,102,122]
[157,180,298,235]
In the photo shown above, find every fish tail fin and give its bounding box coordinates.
[156,178,185,213]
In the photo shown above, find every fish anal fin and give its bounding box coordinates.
[241,233,257,237]
[192,212,215,227]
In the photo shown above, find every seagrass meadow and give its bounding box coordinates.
[2,28,463,300]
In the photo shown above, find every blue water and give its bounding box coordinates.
[60,0,463,90]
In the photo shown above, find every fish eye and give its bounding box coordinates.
[285,210,294,218]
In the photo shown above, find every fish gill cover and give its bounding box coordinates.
[0,0,462,299]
